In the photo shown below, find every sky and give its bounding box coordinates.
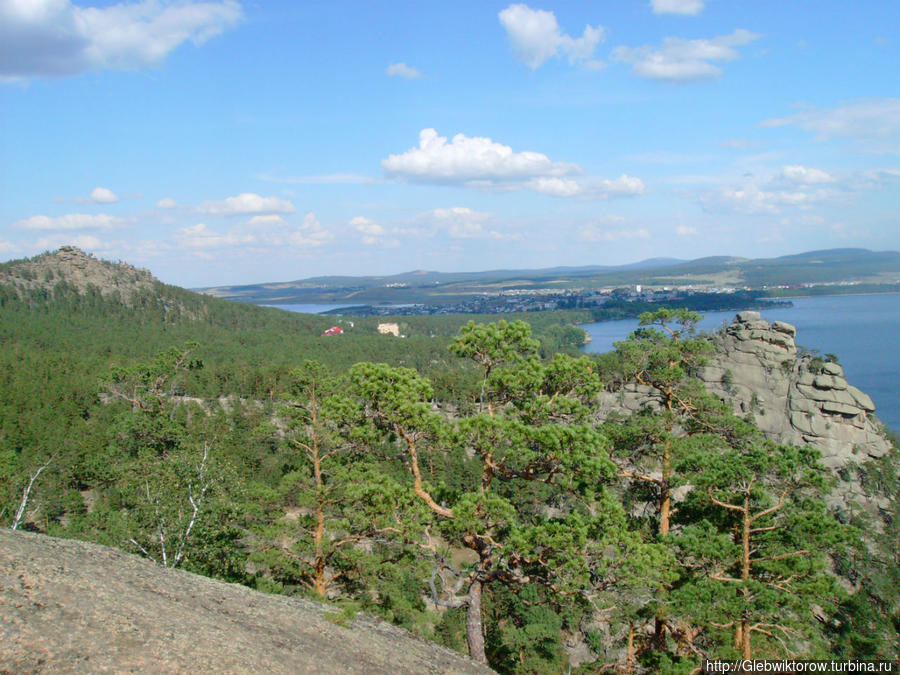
[1,0,899,287]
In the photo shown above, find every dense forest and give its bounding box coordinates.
[2,272,898,673]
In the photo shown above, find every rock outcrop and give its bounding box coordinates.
[0,529,494,675]
[698,311,890,467]
[596,311,893,520]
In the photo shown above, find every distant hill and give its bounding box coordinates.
[0,245,158,305]
[200,248,900,306]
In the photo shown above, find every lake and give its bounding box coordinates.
[266,303,356,314]
[581,294,900,432]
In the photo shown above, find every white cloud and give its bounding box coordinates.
[289,213,331,247]
[351,216,384,237]
[13,213,123,231]
[247,214,287,227]
[156,197,178,208]
[173,212,330,250]
[579,225,650,242]
[776,165,835,186]
[762,99,900,153]
[383,128,578,183]
[175,223,252,249]
[525,177,582,198]
[676,225,698,235]
[386,62,422,79]
[383,129,645,200]
[651,0,704,15]
[527,174,647,199]
[426,207,515,240]
[197,193,295,216]
[498,4,604,69]
[90,186,119,203]
[0,0,243,79]
[704,184,830,215]
[349,216,394,247]
[613,29,761,82]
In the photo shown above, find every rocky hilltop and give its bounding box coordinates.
[698,311,889,464]
[0,529,494,675]
[0,246,158,304]
[599,311,893,518]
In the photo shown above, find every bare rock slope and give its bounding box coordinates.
[0,530,494,674]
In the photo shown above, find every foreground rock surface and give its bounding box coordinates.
[0,530,494,675]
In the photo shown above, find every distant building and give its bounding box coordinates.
[322,326,343,336]
[377,322,400,336]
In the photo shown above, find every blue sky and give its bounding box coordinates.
[1,0,898,287]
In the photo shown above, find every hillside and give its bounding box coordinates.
[1,248,898,670]
[0,246,157,304]
[0,529,493,674]
[200,248,900,306]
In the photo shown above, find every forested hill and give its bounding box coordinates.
[0,247,590,382]
[2,248,898,672]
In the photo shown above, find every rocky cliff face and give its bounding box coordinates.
[699,311,890,466]
[597,310,893,518]
[0,530,494,675]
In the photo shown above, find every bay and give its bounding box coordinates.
[266,303,356,314]
[581,294,900,432]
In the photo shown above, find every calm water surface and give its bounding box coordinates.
[581,294,900,432]
[267,303,355,314]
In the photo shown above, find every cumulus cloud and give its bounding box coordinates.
[676,225,698,235]
[383,129,645,200]
[175,223,253,249]
[156,197,178,208]
[349,216,398,247]
[703,184,831,215]
[13,213,123,231]
[246,214,287,227]
[775,165,835,187]
[762,99,900,153]
[498,4,605,69]
[289,213,331,247]
[651,0,705,15]
[89,186,119,203]
[197,193,295,216]
[613,29,760,82]
[351,216,384,237]
[0,0,243,79]
[386,62,422,79]
[527,174,647,199]
[383,128,578,183]
[173,212,330,250]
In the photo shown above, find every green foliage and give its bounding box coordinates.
[2,275,897,670]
